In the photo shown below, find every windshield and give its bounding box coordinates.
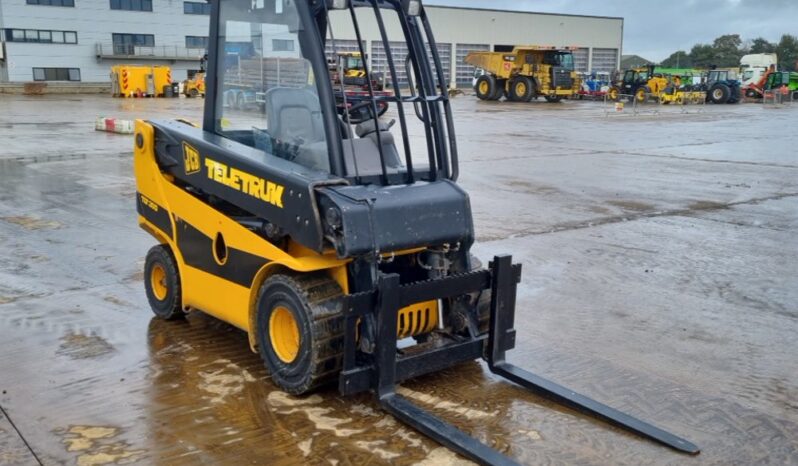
[557,52,574,71]
[214,0,331,174]
[543,51,574,71]
[742,70,755,81]
[345,56,363,70]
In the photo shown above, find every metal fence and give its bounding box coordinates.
[603,90,706,117]
[95,43,205,61]
[762,87,796,108]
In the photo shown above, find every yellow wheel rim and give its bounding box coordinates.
[479,81,489,94]
[636,89,645,101]
[516,81,527,96]
[150,264,168,301]
[270,306,300,364]
[609,89,618,100]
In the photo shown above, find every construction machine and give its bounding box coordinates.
[182,71,206,98]
[465,46,581,102]
[329,51,385,90]
[134,1,699,464]
[702,69,741,104]
[762,71,798,101]
[608,65,669,102]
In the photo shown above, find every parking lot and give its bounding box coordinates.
[0,94,796,465]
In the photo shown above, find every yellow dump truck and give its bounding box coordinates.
[110,65,172,97]
[465,46,581,102]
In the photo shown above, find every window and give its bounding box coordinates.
[184,1,211,15]
[110,0,152,12]
[33,67,81,81]
[26,0,74,6]
[216,0,329,173]
[272,39,294,52]
[112,33,154,54]
[186,36,209,49]
[3,29,78,44]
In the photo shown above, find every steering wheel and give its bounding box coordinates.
[341,100,388,124]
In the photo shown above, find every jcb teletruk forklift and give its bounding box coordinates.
[134,1,699,463]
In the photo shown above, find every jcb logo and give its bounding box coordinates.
[183,142,201,175]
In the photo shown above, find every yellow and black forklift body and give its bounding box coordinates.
[134,1,699,463]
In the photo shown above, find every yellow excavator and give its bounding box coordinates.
[134,1,699,464]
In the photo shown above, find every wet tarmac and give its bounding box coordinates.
[0,94,796,465]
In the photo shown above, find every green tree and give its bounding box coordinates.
[749,37,776,54]
[689,44,716,68]
[712,34,744,67]
[661,50,692,68]
[776,34,798,71]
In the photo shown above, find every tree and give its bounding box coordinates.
[749,37,776,54]
[661,50,692,68]
[712,34,744,67]
[776,34,798,71]
[689,44,716,68]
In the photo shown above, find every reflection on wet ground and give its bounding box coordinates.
[0,95,796,465]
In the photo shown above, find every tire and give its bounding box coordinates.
[635,86,649,102]
[475,75,496,101]
[469,256,491,333]
[709,84,730,104]
[144,245,184,320]
[235,92,245,110]
[608,86,620,101]
[255,273,344,395]
[544,95,562,103]
[508,76,533,102]
[188,88,199,98]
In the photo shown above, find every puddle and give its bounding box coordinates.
[197,360,257,403]
[56,332,115,360]
[56,425,144,466]
[0,216,62,230]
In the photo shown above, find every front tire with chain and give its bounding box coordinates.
[256,273,344,395]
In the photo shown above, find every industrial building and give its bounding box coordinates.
[0,1,623,86]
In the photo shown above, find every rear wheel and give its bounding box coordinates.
[256,273,344,395]
[709,84,730,104]
[608,86,619,101]
[509,76,533,102]
[188,88,199,98]
[544,95,562,103]
[475,75,496,101]
[144,245,184,320]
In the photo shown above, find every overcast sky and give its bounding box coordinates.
[426,0,798,61]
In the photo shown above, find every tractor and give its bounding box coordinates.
[702,69,740,104]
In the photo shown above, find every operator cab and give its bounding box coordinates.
[542,51,574,71]
[207,0,456,186]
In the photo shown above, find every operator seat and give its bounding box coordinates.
[264,87,404,177]
[263,87,329,171]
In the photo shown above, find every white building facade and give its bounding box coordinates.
[0,1,622,86]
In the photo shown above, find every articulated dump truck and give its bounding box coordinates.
[466,46,581,102]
